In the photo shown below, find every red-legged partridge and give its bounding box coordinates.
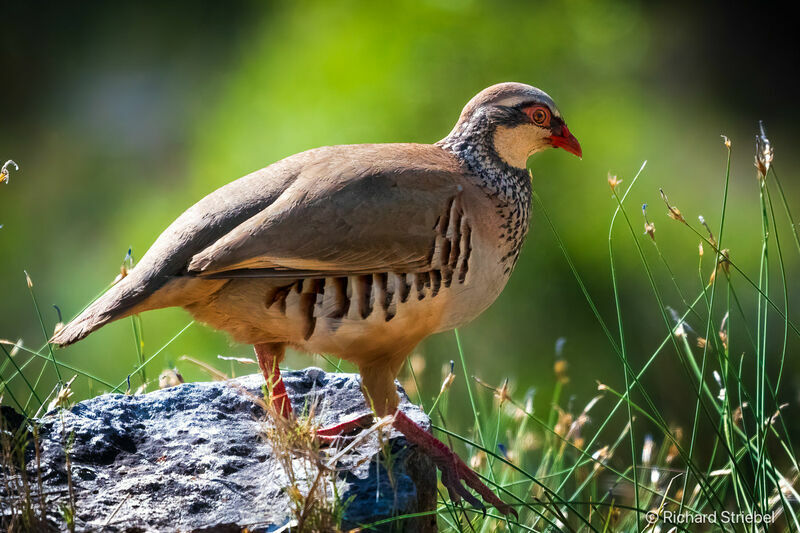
[52,82,582,516]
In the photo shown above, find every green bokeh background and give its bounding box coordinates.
[2,1,798,442]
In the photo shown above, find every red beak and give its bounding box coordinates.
[549,125,582,158]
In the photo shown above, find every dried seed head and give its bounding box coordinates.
[115,248,135,284]
[567,395,603,443]
[719,249,730,273]
[719,313,728,351]
[733,405,744,426]
[718,330,729,351]
[158,368,184,389]
[439,360,456,394]
[659,189,686,224]
[643,203,656,240]
[53,304,64,336]
[666,427,683,464]
[24,270,33,288]
[554,409,573,439]
[697,337,707,348]
[592,445,611,471]
[709,249,731,284]
[608,173,623,191]
[768,403,789,427]
[644,222,656,241]
[667,206,685,223]
[554,359,569,385]
[698,242,704,257]
[666,442,680,465]
[755,121,773,180]
[52,305,64,337]
[494,378,511,406]
[48,375,77,411]
[721,135,731,149]
[0,160,19,185]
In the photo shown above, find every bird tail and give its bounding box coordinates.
[50,274,146,347]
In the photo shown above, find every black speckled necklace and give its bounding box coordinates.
[437,112,532,274]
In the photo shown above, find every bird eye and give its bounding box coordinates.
[528,106,550,126]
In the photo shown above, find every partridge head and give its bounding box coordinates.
[51,82,581,518]
[442,82,582,169]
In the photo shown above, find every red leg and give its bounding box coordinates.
[393,410,517,518]
[254,343,293,419]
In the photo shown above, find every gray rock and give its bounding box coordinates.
[23,369,438,532]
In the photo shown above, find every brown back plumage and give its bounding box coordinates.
[50,143,467,346]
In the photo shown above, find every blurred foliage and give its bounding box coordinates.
[1,1,798,443]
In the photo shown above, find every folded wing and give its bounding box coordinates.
[187,145,465,279]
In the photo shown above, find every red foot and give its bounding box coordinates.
[316,413,375,445]
[393,410,517,518]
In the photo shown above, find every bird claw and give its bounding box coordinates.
[313,409,519,518]
[442,466,484,510]
[393,410,517,519]
[434,450,516,519]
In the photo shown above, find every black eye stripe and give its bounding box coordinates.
[488,103,555,127]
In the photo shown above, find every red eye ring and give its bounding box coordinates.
[526,105,551,126]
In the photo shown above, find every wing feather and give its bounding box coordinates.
[187,144,465,279]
